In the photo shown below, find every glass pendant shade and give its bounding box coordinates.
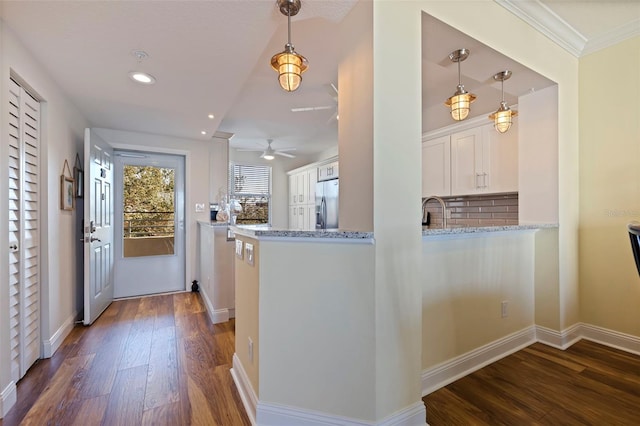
[445,88,476,121]
[271,45,308,92]
[490,103,518,133]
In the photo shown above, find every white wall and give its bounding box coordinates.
[1,20,90,416]
[422,232,536,369]
[519,85,559,224]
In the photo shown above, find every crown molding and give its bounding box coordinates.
[495,0,586,57]
[582,18,640,56]
[496,0,640,57]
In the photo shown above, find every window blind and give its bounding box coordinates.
[228,163,272,224]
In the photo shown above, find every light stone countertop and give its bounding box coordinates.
[422,223,558,236]
[230,225,374,241]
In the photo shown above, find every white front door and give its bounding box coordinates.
[113,151,185,298]
[83,129,115,325]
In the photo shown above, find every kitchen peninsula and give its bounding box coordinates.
[228,221,557,424]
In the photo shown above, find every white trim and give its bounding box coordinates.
[495,0,640,57]
[1,381,17,418]
[256,400,426,426]
[210,308,230,324]
[42,311,77,358]
[534,323,581,350]
[378,402,427,426]
[422,326,535,396]
[579,323,640,356]
[582,19,640,56]
[199,284,230,324]
[231,353,258,426]
[494,0,586,57]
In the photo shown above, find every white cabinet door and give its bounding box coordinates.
[306,169,317,204]
[289,174,297,205]
[486,121,518,193]
[422,135,451,197]
[305,205,316,230]
[318,161,339,181]
[451,126,487,196]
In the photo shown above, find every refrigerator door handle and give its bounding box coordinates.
[320,196,326,229]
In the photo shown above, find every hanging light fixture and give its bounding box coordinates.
[488,70,518,133]
[444,48,476,121]
[271,0,308,92]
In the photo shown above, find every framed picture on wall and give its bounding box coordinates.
[61,175,75,211]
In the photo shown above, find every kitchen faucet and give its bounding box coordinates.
[422,195,447,228]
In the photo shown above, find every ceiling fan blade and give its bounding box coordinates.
[275,151,296,158]
[291,105,333,113]
[276,147,296,152]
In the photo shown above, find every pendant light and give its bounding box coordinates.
[488,70,518,133]
[271,0,308,92]
[444,48,476,121]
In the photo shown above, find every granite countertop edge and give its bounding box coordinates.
[230,225,374,240]
[422,223,558,236]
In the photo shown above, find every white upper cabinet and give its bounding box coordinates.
[423,120,518,197]
[422,135,451,197]
[450,126,488,196]
[318,161,339,181]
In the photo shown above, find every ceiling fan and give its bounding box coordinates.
[291,83,338,123]
[237,139,296,160]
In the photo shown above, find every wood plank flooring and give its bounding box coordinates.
[4,295,640,425]
[424,340,640,425]
[0,292,250,426]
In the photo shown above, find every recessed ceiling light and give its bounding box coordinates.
[208,114,215,119]
[201,131,207,135]
[129,71,156,85]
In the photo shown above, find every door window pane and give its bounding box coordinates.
[122,165,175,257]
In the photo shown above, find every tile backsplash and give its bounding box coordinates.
[422,192,518,227]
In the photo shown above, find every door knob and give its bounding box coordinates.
[90,236,101,242]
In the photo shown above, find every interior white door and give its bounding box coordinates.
[113,151,185,298]
[83,129,114,325]
[8,78,41,380]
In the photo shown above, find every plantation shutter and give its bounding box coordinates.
[8,78,41,381]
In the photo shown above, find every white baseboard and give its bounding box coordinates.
[199,288,231,324]
[211,308,230,324]
[231,353,257,425]
[1,381,17,418]
[535,323,582,350]
[43,311,77,358]
[579,323,640,356]
[422,322,640,398]
[256,400,426,426]
[422,326,536,396]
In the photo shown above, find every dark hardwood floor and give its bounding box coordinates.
[424,340,640,425]
[0,292,250,426]
[4,295,640,425]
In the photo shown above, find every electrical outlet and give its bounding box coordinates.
[248,337,254,363]
[195,203,205,212]
[501,301,508,318]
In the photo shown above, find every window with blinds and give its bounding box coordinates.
[228,163,272,224]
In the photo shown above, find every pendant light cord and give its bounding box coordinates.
[287,2,292,45]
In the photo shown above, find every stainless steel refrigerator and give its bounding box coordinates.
[315,179,339,230]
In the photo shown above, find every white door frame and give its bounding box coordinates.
[113,148,187,298]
